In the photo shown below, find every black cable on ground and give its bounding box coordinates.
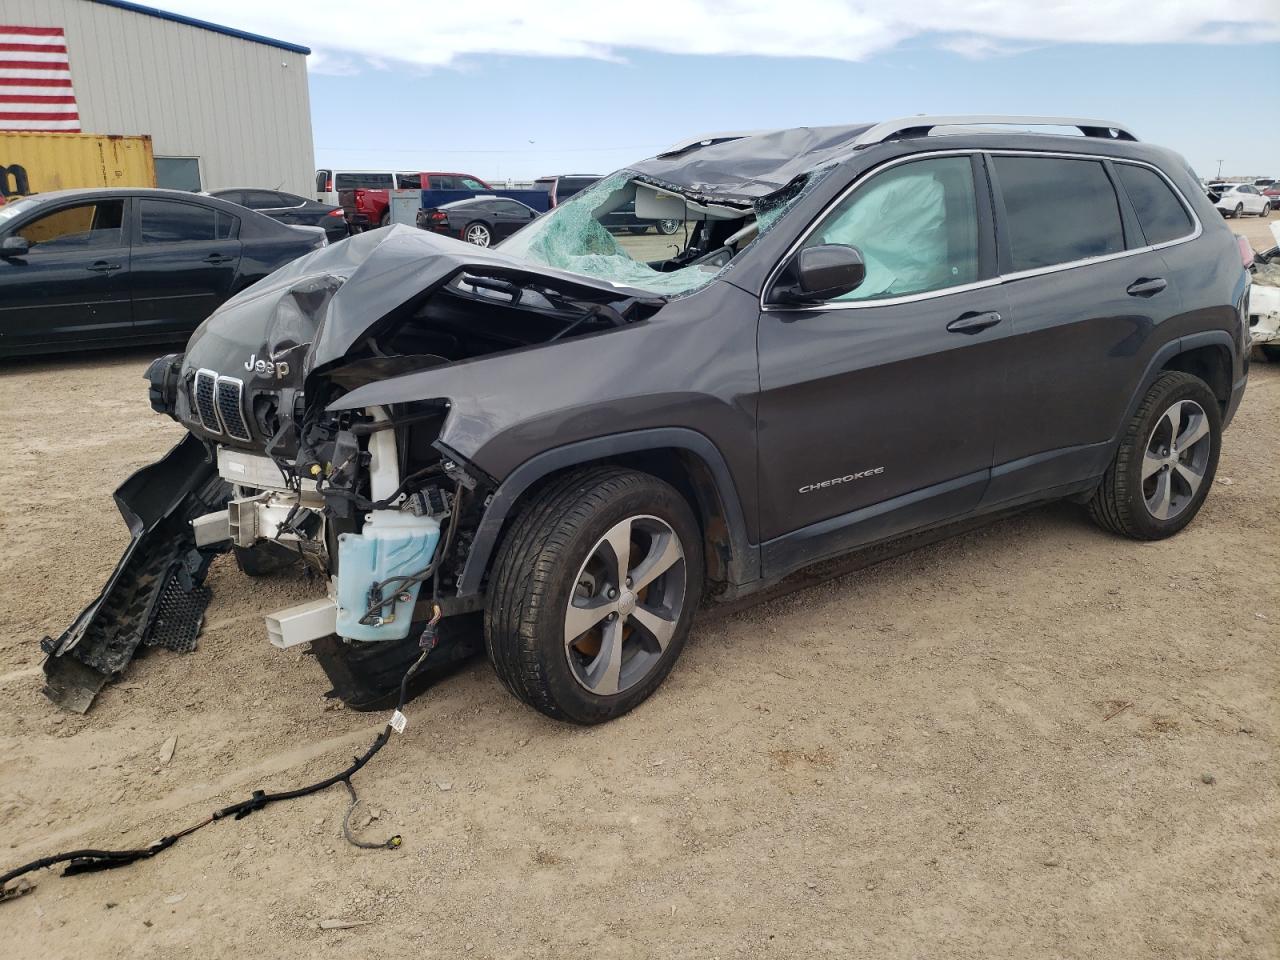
[0,620,440,900]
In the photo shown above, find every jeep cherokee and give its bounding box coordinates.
[42,116,1251,723]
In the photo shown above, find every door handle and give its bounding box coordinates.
[946,310,1003,334]
[87,260,121,273]
[1126,277,1167,298]
[203,253,235,265]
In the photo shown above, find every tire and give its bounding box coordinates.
[463,222,492,247]
[1262,203,1271,218]
[627,226,649,235]
[1088,371,1221,540]
[657,219,681,235]
[485,467,704,724]
[1233,203,1243,219]
[378,211,390,228]
[233,541,299,577]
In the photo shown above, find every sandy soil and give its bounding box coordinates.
[1,223,1277,959]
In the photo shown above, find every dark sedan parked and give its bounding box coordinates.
[209,188,350,242]
[0,188,326,358]
[416,195,538,247]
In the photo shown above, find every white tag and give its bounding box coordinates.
[389,710,408,734]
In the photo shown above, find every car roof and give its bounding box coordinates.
[629,116,1146,202]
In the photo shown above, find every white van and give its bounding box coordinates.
[314,170,421,207]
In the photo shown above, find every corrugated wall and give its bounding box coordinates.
[0,0,315,194]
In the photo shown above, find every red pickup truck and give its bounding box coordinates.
[341,171,490,229]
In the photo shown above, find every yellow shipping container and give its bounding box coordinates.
[0,132,155,201]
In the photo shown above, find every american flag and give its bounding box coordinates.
[0,25,80,132]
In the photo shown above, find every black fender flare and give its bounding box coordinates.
[454,428,760,596]
[1115,330,1241,440]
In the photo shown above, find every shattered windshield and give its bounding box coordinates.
[498,169,817,296]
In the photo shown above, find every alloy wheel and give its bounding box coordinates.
[1142,399,1212,521]
[564,514,687,696]
[465,223,491,246]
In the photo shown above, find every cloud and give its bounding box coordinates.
[159,0,1280,70]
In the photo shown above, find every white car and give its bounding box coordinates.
[1250,222,1280,360]
[1209,182,1272,218]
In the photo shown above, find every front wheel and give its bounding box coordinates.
[1233,203,1244,219]
[1262,203,1272,218]
[1088,371,1221,540]
[657,219,681,235]
[485,467,704,724]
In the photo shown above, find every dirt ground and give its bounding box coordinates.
[1,220,1277,960]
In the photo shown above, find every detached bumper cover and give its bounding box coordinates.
[40,435,230,712]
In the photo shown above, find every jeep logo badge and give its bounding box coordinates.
[244,353,290,380]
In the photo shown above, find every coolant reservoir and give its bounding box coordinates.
[335,509,441,642]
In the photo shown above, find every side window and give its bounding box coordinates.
[315,170,329,192]
[459,177,486,190]
[802,155,979,301]
[139,199,218,243]
[18,201,124,250]
[1115,164,1194,246]
[335,173,394,191]
[240,190,281,210]
[216,211,238,240]
[993,156,1124,271]
[397,174,421,190]
[276,193,307,206]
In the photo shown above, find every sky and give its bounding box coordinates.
[158,0,1280,182]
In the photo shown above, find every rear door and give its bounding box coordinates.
[756,153,1010,567]
[985,152,1184,503]
[128,197,243,339]
[0,197,132,351]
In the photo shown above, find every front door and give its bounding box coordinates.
[128,197,242,339]
[756,153,1009,574]
[0,198,132,352]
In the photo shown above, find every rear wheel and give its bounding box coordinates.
[464,222,492,246]
[485,468,703,724]
[1088,372,1221,540]
[657,219,681,235]
[1233,203,1244,218]
[378,211,390,228]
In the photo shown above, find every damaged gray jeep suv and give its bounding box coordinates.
[43,116,1250,723]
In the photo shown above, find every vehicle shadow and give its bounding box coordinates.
[0,343,173,375]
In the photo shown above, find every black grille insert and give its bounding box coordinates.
[215,378,250,441]
[193,370,220,434]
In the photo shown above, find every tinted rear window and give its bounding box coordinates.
[994,156,1124,271]
[335,173,393,190]
[140,199,218,242]
[1115,164,1194,246]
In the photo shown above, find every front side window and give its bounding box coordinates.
[460,177,486,190]
[1115,163,1194,246]
[18,201,124,250]
[994,156,1124,271]
[140,199,218,243]
[801,155,979,301]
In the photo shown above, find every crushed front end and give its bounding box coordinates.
[42,225,665,711]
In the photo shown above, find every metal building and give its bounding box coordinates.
[0,0,315,194]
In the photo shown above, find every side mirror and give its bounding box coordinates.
[771,243,866,305]
[1,235,30,258]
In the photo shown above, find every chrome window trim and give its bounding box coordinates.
[761,148,1203,313]
[194,368,222,435]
